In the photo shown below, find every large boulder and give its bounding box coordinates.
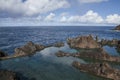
[67,35,100,49]
[114,25,120,30]
[14,41,45,56]
[0,50,7,57]
[72,62,120,80]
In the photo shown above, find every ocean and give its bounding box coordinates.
[0,26,120,80]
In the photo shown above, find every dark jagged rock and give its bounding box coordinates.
[56,49,120,63]
[0,50,7,57]
[100,39,118,46]
[0,70,19,80]
[72,61,120,80]
[67,35,100,49]
[14,41,45,56]
[0,70,36,80]
[116,41,120,53]
[0,41,46,60]
[114,25,120,30]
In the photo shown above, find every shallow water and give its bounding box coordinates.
[0,26,120,80]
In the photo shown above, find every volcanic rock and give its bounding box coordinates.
[56,48,120,63]
[72,61,120,80]
[114,25,120,30]
[116,40,120,53]
[100,39,118,46]
[0,50,7,57]
[0,70,19,80]
[14,41,45,56]
[67,35,100,49]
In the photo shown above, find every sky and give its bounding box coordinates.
[0,0,120,26]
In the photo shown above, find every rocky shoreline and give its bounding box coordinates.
[56,49,120,63]
[72,61,120,80]
[0,69,36,80]
[56,35,120,80]
[0,41,64,60]
[0,34,120,80]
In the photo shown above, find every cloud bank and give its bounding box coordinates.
[79,0,108,3]
[0,10,120,26]
[0,0,69,16]
[0,0,119,26]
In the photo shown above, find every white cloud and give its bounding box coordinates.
[1,10,120,26]
[105,14,120,24]
[60,16,68,22]
[44,13,55,21]
[80,10,104,23]
[0,0,69,16]
[60,10,104,23]
[79,0,108,3]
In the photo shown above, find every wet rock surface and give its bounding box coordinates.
[67,35,100,49]
[114,25,120,30]
[0,70,19,80]
[0,41,46,60]
[0,50,7,57]
[100,39,119,46]
[0,70,36,80]
[14,41,45,56]
[72,61,120,80]
[56,49,120,63]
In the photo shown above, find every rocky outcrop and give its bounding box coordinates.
[14,41,45,56]
[0,70,19,80]
[0,70,36,80]
[0,50,7,57]
[114,25,120,30]
[67,35,100,49]
[0,41,46,60]
[56,49,120,63]
[72,61,120,80]
[100,39,118,46]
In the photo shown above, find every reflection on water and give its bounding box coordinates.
[0,44,109,80]
[103,46,120,56]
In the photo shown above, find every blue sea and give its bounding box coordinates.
[0,26,120,80]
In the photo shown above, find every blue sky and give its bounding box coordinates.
[0,0,120,26]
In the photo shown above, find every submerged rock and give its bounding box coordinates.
[0,50,7,57]
[114,25,120,30]
[0,70,36,80]
[0,70,19,80]
[72,61,120,80]
[67,35,100,49]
